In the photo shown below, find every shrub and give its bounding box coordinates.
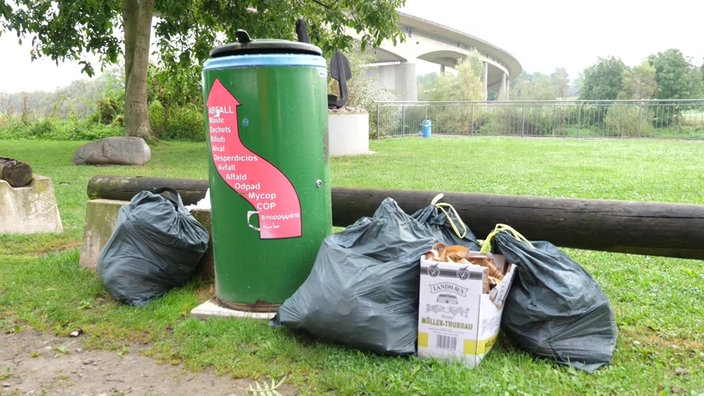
[604,104,654,137]
[370,104,402,138]
[148,99,167,138]
[479,106,521,136]
[0,115,122,140]
[94,95,124,125]
[159,104,206,141]
[25,118,55,139]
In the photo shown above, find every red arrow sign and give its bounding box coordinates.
[206,78,302,239]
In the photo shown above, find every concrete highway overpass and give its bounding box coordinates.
[366,12,522,101]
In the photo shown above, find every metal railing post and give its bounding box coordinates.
[577,101,582,138]
[401,104,406,137]
[471,103,475,135]
[638,102,643,138]
[376,103,380,140]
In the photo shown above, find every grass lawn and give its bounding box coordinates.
[1,136,703,394]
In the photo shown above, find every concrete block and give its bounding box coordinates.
[0,175,63,234]
[79,199,215,280]
[78,199,127,270]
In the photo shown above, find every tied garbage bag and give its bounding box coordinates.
[98,187,210,306]
[490,225,618,372]
[271,196,479,355]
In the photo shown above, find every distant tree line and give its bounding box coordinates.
[2,38,702,142]
[580,49,703,100]
[0,71,116,119]
[417,48,703,101]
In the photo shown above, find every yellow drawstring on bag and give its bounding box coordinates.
[431,193,467,239]
[480,223,532,254]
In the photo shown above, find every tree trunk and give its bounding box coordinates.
[122,0,154,139]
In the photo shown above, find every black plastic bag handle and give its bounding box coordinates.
[151,187,184,210]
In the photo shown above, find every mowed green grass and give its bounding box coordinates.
[1,136,703,395]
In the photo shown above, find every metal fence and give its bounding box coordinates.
[373,99,704,139]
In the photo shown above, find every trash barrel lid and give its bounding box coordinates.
[210,29,322,58]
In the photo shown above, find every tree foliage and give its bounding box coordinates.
[417,73,439,101]
[550,68,570,98]
[1,0,122,77]
[335,43,395,110]
[423,53,484,101]
[577,50,703,101]
[580,56,626,100]
[418,54,484,133]
[510,70,566,100]
[619,61,657,99]
[647,49,702,99]
[1,0,406,138]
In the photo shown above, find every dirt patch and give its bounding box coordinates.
[0,329,283,395]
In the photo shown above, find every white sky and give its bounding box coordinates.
[400,0,704,79]
[0,33,97,93]
[1,0,702,93]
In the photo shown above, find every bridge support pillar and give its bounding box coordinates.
[499,72,509,100]
[482,62,489,100]
[366,62,418,101]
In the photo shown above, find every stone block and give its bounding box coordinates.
[0,175,63,234]
[73,136,151,165]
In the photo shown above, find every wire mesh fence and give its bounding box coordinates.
[373,99,704,139]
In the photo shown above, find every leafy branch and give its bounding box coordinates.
[245,375,287,396]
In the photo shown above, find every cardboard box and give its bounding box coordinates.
[417,253,515,367]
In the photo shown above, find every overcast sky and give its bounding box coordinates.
[1,0,702,93]
[400,0,704,79]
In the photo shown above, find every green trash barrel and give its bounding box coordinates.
[202,37,331,312]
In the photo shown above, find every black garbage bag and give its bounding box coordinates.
[97,187,210,306]
[491,225,618,372]
[270,196,479,355]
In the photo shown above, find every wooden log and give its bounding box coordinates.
[86,175,704,259]
[0,157,33,187]
[87,175,209,205]
[331,188,704,260]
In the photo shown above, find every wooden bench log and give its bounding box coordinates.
[331,188,704,260]
[0,157,33,187]
[87,175,209,205]
[86,175,704,260]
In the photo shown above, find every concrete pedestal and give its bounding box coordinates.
[328,111,370,156]
[78,198,270,320]
[0,175,63,234]
[79,199,214,280]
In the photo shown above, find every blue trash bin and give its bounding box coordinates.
[421,120,432,138]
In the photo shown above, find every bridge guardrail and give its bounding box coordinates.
[373,99,704,139]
